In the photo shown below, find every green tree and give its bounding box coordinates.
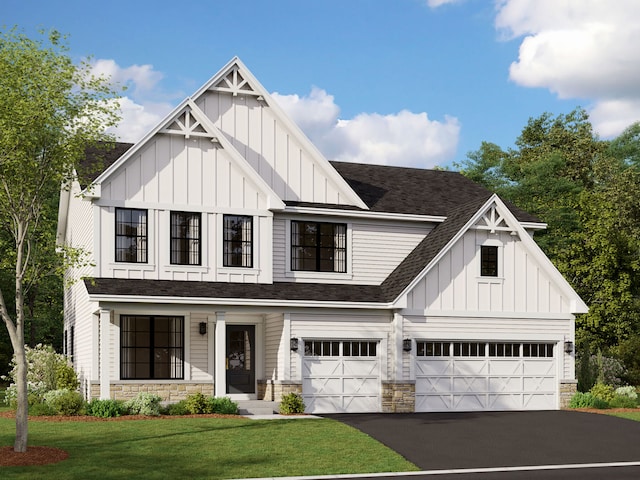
[0,27,119,453]
[458,108,640,367]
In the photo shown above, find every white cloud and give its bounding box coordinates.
[426,0,463,7]
[95,61,460,165]
[495,0,640,137]
[273,89,460,168]
[90,59,174,143]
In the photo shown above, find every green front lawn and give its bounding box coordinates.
[608,411,640,422]
[0,416,417,479]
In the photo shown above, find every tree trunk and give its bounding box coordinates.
[13,345,28,453]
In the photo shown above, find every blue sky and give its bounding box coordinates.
[4,0,639,169]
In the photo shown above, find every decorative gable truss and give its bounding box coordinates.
[473,204,517,235]
[209,64,262,99]
[394,194,588,314]
[160,106,218,141]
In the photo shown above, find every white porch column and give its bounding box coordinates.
[214,312,226,397]
[283,313,292,381]
[99,308,111,400]
[392,311,405,381]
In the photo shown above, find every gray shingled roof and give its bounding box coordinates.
[85,278,386,303]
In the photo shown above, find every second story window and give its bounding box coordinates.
[223,215,253,268]
[170,211,201,265]
[115,208,148,263]
[291,221,347,273]
[480,245,498,277]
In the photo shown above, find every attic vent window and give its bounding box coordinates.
[480,245,498,277]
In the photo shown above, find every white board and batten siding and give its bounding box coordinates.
[93,134,275,283]
[196,91,355,206]
[272,217,430,284]
[406,229,571,314]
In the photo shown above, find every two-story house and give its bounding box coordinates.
[57,57,587,413]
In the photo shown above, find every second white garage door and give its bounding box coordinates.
[415,341,557,412]
[302,340,381,413]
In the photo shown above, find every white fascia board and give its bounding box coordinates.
[520,221,547,230]
[400,309,576,320]
[491,196,588,314]
[283,205,446,223]
[193,57,368,210]
[86,293,393,310]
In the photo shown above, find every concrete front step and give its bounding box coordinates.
[237,400,280,415]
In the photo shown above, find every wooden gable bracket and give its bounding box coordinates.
[473,204,518,235]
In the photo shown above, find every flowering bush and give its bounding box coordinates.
[43,389,86,415]
[589,383,616,403]
[615,386,638,400]
[1,344,79,407]
[124,392,162,416]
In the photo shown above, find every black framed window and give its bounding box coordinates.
[223,215,253,267]
[291,221,347,272]
[115,208,148,263]
[480,245,498,277]
[170,211,201,265]
[120,315,184,380]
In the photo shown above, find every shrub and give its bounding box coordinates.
[165,400,190,416]
[1,344,79,407]
[279,393,305,414]
[86,399,127,418]
[28,402,57,416]
[615,385,638,400]
[568,392,608,409]
[210,396,238,414]
[124,392,162,416]
[184,392,213,414]
[43,389,86,415]
[589,383,616,403]
[609,395,638,409]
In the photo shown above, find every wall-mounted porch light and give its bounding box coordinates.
[290,338,299,352]
[199,322,207,335]
[403,338,412,352]
[564,341,574,354]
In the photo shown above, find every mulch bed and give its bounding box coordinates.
[0,446,69,466]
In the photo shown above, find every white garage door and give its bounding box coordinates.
[302,340,381,413]
[416,341,557,412]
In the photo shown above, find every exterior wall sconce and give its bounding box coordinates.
[403,338,412,352]
[290,338,299,352]
[199,322,207,335]
[564,341,574,354]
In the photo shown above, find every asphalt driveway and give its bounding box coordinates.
[324,411,640,471]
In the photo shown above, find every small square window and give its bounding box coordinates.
[481,245,498,277]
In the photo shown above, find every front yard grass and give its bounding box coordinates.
[607,411,640,422]
[0,416,418,479]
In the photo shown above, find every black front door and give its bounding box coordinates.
[226,325,255,394]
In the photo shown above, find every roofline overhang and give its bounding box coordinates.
[282,205,447,223]
[86,293,393,310]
